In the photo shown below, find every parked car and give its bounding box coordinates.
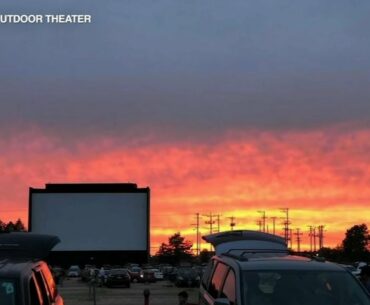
[129,266,142,282]
[354,262,369,278]
[200,230,370,305]
[175,267,200,287]
[0,232,64,305]
[105,269,131,288]
[151,268,164,281]
[67,265,81,277]
[51,266,65,284]
[139,268,156,283]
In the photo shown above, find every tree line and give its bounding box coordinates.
[154,223,370,265]
[318,223,370,263]
[0,218,26,232]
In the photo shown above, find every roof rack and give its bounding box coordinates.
[203,230,288,256]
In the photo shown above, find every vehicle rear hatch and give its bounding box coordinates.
[202,230,287,255]
[0,232,60,259]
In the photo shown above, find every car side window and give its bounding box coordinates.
[201,260,215,289]
[221,269,237,305]
[209,262,229,299]
[34,271,51,305]
[41,265,57,299]
[29,276,43,305]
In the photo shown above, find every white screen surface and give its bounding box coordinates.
[31,193,148,251]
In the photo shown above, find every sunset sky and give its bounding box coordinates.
[1,0,370,253]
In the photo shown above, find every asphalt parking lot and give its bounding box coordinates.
[59,278,199,305]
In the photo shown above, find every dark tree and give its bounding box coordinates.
[0,220,6,233]
[317,247,344,262]
[14,218,26,232]
[199,249,213,264]
[155,232,193,264]
[342,224,370,261]
[5,221,15,232]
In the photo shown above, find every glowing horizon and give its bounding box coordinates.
[1,126,369,254]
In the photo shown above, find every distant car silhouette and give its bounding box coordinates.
[105,269,131,288]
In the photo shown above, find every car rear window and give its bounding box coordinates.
[0,279,16,305]
[109,269,128,275]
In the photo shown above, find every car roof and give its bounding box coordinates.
[203,230,347,273]
[0,258,43,278]
[218,254,346,272]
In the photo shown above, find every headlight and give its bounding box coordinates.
[196,276,200,281]
[178,276,184,280]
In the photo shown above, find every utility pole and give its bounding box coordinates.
[270,217,277,235]
[258,210,267,232]
[313,227,317,252]
[280,208,291,245]
[191,213,201,256]
[256,219,262,232]
[203,213,216,250]
[228,216,236,231]
[294,228,303,252]
[317,225,325,249]
[216,214,221,233]
[308,226,314,252]
[289,229,293,249]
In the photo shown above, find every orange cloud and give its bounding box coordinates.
[0,126,369,253]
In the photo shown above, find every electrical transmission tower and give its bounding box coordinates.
[270,216,277,235]
[228,216,236,231]
[308,225,315,252]
[256,219,262,232]
[203,213,215,235]
[191,213,201,256]
[294,228,303,252]
[317,225,325,249]
[280,208,291,245]
[203,213,216,250]
[216,214,222,233]
[258,210,267,232]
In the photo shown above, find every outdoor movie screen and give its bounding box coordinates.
[30,192,148,251]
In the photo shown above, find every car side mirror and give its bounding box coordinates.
[214,298,230,305]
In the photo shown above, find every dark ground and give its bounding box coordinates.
[59,278,199,305]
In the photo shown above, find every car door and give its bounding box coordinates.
[200,261,229,305]
[220,268,237,305]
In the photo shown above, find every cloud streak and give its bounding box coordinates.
[0,127,369,250]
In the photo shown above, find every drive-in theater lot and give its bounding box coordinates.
[59,278,198,305]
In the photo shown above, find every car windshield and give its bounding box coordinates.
[243,270,370,305]
[0,279,17,305]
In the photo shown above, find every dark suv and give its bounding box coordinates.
[200,230,370,305]
[0,233,64,305]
